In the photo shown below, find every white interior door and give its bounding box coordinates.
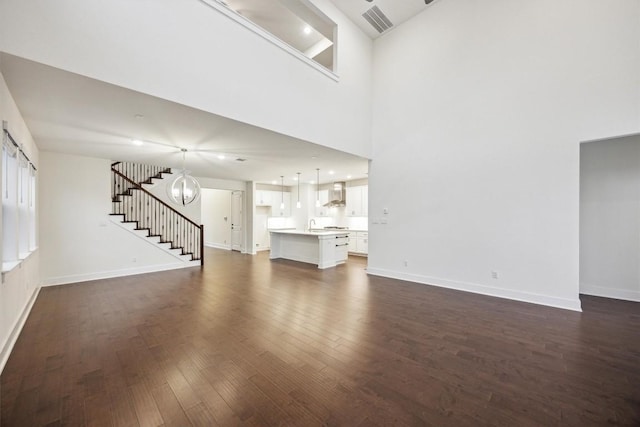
[231,191,243,251]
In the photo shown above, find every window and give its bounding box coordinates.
[202,0,337,75]
[2,122,37,273]
[18,155,30,257]
[29,165,37,251]
[2,136,18,269]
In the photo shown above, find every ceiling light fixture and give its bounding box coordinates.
[168,148,201,206]
[303,25,312,35]
[131,139,144,146]
[296,172,301,209]
[315,168,321,207]
[280,176,285,210]
[217,154,225,160]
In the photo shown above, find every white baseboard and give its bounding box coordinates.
[366,267,582,312]
[580,283,640,302]
[205,243,231,250]
[0,286,40,374]
[41,262,199,287]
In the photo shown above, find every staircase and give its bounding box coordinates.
[110,162,204,266]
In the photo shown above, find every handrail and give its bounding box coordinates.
[111,162,204,265]
[111,166,200,228]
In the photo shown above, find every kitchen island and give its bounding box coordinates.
[269,229,349,269]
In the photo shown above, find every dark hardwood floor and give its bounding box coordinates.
[1,248,639,426]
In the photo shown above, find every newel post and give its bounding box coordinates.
[200,224,205,267]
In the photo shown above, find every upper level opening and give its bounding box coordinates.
[203,0,337,75]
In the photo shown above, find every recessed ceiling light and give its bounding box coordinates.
[309,180,315,184]
[347,175,352,179]
[293,176,298,181]
[272,180,277,185]
[131,139,144,146]
[303,25,312,35]
[217,154,226,160]
[329,170,335,175]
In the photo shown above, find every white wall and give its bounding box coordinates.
[0,70,40,372]
[0,0,373,158]
[368,0,640,311]
[39,151,191,286]
[201,188,232,249]
[580,134,640,301]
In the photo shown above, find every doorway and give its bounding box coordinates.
[579,133,640,302]
[201,188,244,252]
[231,191,243,252]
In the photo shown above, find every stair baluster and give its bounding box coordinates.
[110,162,204,265]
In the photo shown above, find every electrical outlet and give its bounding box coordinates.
[132,257,137,263]
[403,260,408,267]
[491,270,499,279]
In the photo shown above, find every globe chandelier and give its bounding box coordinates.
[168,148,201,206]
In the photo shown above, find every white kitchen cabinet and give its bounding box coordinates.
[255,190,292,217]
[272,191,291,217]
[348,232,357,252]
[357,232,368,254]
[362,186,368,216]
[256,190,272,206]
[314,189,330,217]
[348,231,368,255]
[346,185,368,217]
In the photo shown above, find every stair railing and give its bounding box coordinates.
[111,164,204,265]
[112,161,172,186]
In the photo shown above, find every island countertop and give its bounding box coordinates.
[268,229,349,237]
[269,229,349,268]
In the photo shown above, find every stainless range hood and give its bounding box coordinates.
[323,182,346,207]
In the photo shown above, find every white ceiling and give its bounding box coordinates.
[0,53,368,186]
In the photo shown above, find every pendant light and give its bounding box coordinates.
[280,176,285,210]
[168,148,201,206]
[296,172,301,209]
[315,168,321,207]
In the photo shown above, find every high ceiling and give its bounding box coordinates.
[0,2,433,187]
[0,54,368,186]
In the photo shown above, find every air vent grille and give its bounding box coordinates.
[362,6,393,33]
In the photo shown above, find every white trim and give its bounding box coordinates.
[0,286,40,374]
[2,250,37,274]
[1,260,21,274]
[580,283,640,303]
[366,267,583,312]
[205,242,231,250]
[197,0,339,81]
[40,262,200,287]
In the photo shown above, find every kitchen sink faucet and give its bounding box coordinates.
[308,219,316,231]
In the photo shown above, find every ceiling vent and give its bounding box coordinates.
[362,6,393,34]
